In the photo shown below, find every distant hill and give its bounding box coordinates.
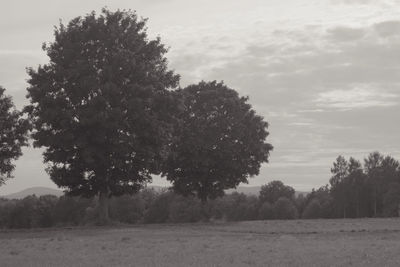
[2,187,64,199]
[1,185,308,199]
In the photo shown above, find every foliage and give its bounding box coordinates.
[327,152,400,218]
[168,195,203,223]
[259,180,295,204]
[24,8,179,222]
[162,81,272,202]
[143,190,175,224]
[302,199,321,219]
[109,194,146,224]
[273,197,298,220]
[0,87,30,185]
[258,201,274,220]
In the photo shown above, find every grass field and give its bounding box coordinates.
[1,218,400,266]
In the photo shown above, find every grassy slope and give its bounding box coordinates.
[1,218,400,266]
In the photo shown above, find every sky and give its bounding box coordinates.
[1,0,400,194]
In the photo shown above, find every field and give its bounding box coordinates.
[1,218,400,266]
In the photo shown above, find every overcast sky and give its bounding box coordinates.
[1,0,400,194]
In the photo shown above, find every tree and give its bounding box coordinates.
[25,8,179,223]
[162,81,273,203]
[364,152,385,216]
[329,155,350,218]
[259,180,295,204]
[347,157,367,217]
[0,87,29,185]
[305,185,334,218]
[329,155,349,187]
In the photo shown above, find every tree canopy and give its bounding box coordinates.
[0,87,29,185]
[259,180,295,204]
[24,8,179,221]
[162,81,273,202]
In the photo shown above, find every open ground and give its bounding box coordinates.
[1,218,400,266]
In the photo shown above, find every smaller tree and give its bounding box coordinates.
[259,180,295,204]
[0,87,29,185]
[162,81,273,203]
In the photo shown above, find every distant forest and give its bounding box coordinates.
[1,151,399,229]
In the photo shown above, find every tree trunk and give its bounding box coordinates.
[98,190,110,225]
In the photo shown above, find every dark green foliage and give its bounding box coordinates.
[273,197,298,220]
[109,194,146,224]
[143,190,175,224]
[24,8,179,210]
[162,81,272,202]
[168,195,203,223]
[303,186,334,219]
[382,183,400,217]
[219,192,259,221]
[258,201,274,220]
[52,196,94,226]
[7,196,39,228]
[259,180,295,204]
[302,199,321,219]
[325,152,400,218]
[0,87,30,185]
[36,195,58,227]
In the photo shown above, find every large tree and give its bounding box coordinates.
[25,8,179,223]
[162,81,273,203]
[0,87,29,185]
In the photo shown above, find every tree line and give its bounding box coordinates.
[1,151,399,229]
[0,8,272,223]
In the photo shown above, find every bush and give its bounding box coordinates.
[273,197,298,219]
[219,192,258,221]
[52,196,94,226]
[109,194,146,224]
[144,191,174,223]
[7,195,39,228]
[168,196,202,223]
[36,195,58,227]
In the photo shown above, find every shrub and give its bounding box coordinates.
[144,191,174,223]
[168,196,202,223]
[109,194,145,224]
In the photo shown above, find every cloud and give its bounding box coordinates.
[333,0,374,4]
[167,19,400,190]
[327,27,366,42]
[314,86,399,110]
[374,20,400,37]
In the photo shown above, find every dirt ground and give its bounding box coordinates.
[1,218,400,266]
